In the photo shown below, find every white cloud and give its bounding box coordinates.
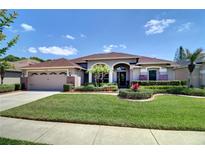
[177,22,192,32]
[21,23,35,31]
[119,44,127,49]
[80,33,87,38]
[28,47,37,53]
[65,34,75,40]
[38,46,77,56]
[144,19,176,35]
[103,44,127,53]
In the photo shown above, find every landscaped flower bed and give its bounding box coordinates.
[119,89,153,100]
[119,82,205,100]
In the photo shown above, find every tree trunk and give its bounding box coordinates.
[188,63,195,88]
[189,72,192,88]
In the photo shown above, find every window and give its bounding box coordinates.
[31,73,38,76]
[50,72,57,75]
[40,72,47,75]
[59,72,67,75]
[116,66,126,71]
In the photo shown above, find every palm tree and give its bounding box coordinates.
[184,48,205,87]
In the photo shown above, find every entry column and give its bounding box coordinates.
[109,69,113,83]
[89,71,92,83]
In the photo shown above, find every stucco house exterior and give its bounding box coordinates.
[175,60,205,87]
[21,52,178,91]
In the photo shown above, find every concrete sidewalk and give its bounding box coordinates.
[0,117,205,145]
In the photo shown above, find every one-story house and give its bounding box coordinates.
[21,52,179,91]
[0,59,39,84]
[175,60,205,87]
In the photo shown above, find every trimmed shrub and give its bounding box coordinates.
[119,89,153,100]
[181,80,187,86]
[143,86,205,96]
[132,80,186,86]
[14,84,21,90]
[142,86,186,94]
[167,87,205,96]
[63,84,74,92]
[0,84,15,93]
[74,84,118,92]
[75,84,96,91]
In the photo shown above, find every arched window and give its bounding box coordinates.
[50,72,57,75]
[59,72,67,75]
[31,73,38,76]
[40,72,47,75]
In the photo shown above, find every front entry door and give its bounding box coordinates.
[117,72,126,87]
[149,70,157,80]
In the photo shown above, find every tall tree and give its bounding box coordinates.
[0,10,19,57]
[174,46,186,62]
[0,10,19,84]
[184,48,205,87]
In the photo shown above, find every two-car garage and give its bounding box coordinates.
[28,71,67,91]
[21,58,84,91]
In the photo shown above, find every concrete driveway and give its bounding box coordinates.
[0,91,59,111]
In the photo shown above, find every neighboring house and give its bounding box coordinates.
[0,59,39,84]
[0,69,22,84]
[21,52,178,91]
[175,60,205,87]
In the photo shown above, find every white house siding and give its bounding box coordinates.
[87,59,136,70]
[167,68,175,80]
[0,76,20,84]
[132,68,140,81]
[200,64,205,87]
[132,65,175,81]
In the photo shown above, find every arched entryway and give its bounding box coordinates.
[113,63,130,88]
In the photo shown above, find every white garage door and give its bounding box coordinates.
[28,72,67,91]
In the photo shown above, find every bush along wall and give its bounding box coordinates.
[131,80,187,86]
[143,86,205,97]
[63,84,74,92]
[0,84,15,93]
[74,84,118,92]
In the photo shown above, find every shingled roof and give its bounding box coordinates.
[71,52,138,63]
[71,52,173,64]
[22,58,83,69]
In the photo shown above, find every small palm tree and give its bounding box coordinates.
[184,48,205,87]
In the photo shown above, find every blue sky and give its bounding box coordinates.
[3,9,205,60]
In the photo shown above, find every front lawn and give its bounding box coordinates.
[0,94,205,131]
[0,137,43,145]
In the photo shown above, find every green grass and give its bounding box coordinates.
[0,137,43,145]
[1,94,205,131]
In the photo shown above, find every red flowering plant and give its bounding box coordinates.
[131,83,140,91]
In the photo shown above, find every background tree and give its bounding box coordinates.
[184,48,205,87]
[174,46,186,62]
[88,64,110,86]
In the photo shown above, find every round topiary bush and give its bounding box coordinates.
[118,89,153,100]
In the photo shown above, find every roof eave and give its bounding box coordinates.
[21,66,85,70]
